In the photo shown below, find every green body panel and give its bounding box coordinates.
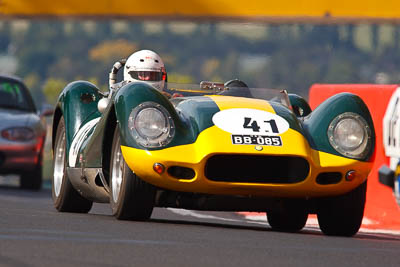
[172,96,221,137]
[57,81,102,152]
[302,92,375,161]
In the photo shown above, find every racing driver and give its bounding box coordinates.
[109,49,172,97]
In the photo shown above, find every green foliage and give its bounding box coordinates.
[89,39,137,64]
[167,73,195,83]
[42,78,67,105]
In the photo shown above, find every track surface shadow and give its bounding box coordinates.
[1,185,399,242]
[0,184,51,199]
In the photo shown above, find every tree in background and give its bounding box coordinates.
[42,78,67,105]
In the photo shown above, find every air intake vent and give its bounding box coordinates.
[205,155,309,183]
[168,166,195,180]
[316,172,342,185]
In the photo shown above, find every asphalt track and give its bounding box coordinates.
[0,185,399,267]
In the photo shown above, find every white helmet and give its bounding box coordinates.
[123,50,166,91]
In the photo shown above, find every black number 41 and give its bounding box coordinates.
[243,117,279,133]
[243,117,260,132]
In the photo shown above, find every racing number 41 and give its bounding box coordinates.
[243,117,279,133]
[243,117,260,132]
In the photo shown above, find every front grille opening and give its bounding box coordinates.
[205,155,309,184]
[316,172,342,185]
[168,166,195,180]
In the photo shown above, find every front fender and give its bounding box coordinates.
[114,82,196,150]
[302,92,375,161]
[53,81,102,153]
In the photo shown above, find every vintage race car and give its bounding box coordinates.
[52,78,375,237]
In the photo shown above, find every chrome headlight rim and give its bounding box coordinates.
[128,101,175,148]
[328,112,372,160]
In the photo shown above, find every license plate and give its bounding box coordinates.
[231,135,282,146]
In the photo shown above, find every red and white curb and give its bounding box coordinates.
[240,212,400,236]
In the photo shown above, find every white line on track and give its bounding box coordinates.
[167,208,267,226]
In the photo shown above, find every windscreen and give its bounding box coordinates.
[164,82,291,108]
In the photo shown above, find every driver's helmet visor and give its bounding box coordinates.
[129,71,163,81]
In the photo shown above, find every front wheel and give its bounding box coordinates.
[317,181,367,237]
[266,200,308,232]
[52,117,93,213]
[109,125,155,220]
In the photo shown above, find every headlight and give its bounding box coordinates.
[1,127,35,141]
[328,112,372,159]
[128,102,175,148]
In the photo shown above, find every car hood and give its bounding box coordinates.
[0,107,39,130]
[173,95,304,137]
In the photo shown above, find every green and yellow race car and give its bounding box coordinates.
[52,77,375,237]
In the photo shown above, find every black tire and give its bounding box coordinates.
[266,200,308,232]
[52,117,93,213]
[317,181,367,237]
[20,158,43,191]
[109,125,155,220]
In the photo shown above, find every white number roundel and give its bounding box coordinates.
[212,108,289,135]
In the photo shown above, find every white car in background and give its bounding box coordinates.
[379,86,400,206]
